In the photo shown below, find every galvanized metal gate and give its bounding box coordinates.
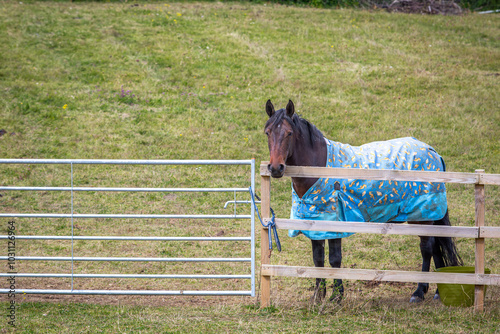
[0,159,256,296]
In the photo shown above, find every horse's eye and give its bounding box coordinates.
[287,132,292,137]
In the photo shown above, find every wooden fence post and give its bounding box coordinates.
[260,175,272,308]
[474,169,485,312]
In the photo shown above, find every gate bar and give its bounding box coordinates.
[0,256,251,262]
[0,187,249,192]
[250,158,256,297]
[0,213,251,219]
[0,273,251,279]
[0,236,251,241]
[0,159,252,165]
[0,289,253,296]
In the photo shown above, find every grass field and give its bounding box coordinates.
[1,1,499,332]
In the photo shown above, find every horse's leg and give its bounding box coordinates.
[410,234,434,303]
[328,238,344,302]
[431,211,463,300]
[431,239,445,300]
[311,239,326,302]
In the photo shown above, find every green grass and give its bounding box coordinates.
[9,300,500,333]
[1,1,499,333]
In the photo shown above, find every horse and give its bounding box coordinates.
[264,99,463,303]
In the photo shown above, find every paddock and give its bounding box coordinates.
[0,159,257,297]
[259,163,500,311]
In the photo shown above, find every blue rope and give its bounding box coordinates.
[249,187,281,252]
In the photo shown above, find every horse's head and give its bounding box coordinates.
[264,99,296,178]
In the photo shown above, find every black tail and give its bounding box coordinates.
[433,211,463,267]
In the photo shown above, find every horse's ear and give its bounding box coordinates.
[285,100,295,117]
[266,99,275,118]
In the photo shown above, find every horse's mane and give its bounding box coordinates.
[265,108,324,147]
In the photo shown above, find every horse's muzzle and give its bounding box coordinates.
[268,163,286,178]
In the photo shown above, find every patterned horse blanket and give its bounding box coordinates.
[289,137,447,240]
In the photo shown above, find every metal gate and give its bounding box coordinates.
[0,159,256,296]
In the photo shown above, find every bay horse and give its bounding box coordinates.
[264,99,462,303]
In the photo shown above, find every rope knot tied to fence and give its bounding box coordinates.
[249,187,281,252]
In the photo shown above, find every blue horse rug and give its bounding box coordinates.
[289,137,448,240]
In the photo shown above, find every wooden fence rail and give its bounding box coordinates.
[260,163,500,311]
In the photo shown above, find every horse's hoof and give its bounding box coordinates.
[310,288,326,304]
[329,287,344,304]
[310,294,323,304]
[433,293,440,301]
[329,293,343,304]
[409,296,424,303]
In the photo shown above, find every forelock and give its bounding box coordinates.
[265,108,297,131]
[265,107,324,147]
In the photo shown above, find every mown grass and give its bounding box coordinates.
[10,299,500,333]
[1,1,499,333]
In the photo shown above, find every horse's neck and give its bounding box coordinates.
[287,135,327,199]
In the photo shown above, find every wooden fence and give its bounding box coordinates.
[259,163,500,311]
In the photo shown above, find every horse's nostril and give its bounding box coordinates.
[268,163,285,176]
